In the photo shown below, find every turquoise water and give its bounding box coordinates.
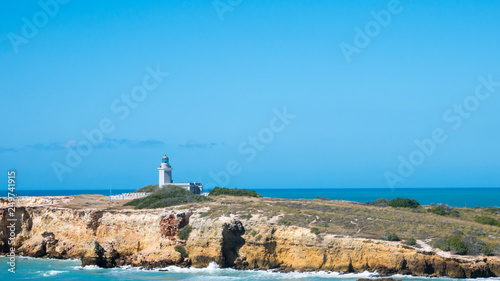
[1,257,499,281]
[20,188,500,207]
[253,188,500,207]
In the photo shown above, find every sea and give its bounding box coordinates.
[1,188,499,280]
[1,257,500,281]
[16,187,500,208]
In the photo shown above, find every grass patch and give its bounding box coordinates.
[255,234,262,241]
[310,227,320,235]
[208,187,261,197]
[278,218,293,226]
[178,225,193,240]
[135,184,159,193]
[124,185,209,209]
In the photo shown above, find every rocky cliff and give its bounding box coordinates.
[1,196,499,278]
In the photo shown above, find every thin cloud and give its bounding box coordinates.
[0,138,165,152]
[179,140,217,149]
[0,146,18,153]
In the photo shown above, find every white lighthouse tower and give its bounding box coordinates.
[157,155,203,194]
[158,155,173,187]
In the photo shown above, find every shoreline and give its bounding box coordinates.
[3,256,500,280]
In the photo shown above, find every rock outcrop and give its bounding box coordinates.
[1,200,499,278]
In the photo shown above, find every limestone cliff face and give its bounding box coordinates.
[1,201,499,278]
[186,214,500,278]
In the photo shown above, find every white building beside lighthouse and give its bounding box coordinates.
[158,155,203,194]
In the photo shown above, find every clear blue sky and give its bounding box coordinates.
[1,0,500,190]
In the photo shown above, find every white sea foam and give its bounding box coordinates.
[146,262,381,279]
[73,265,102,270]
[41,270,67,276]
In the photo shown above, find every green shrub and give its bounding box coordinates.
[431,204,460,217]
[208,187,261,197]
[405,238,417,246]
[371,198,389,207]
[255,234,262,241]
[310,227,320,235]
[124,185,209,209]
[249,230,257,237]
[435,236,468,255]
[174,245,188,258]
[388,198,420,208]
[434,235,492,255]
[475,216,500,226]
[178,225,193,240]
[381,231,400,241]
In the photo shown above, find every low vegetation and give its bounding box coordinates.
[388,198,420,208]
[135,184,159,193]
[380,231,400,241]
[405,237,417,246]
[475,216,500,226]
[208,187,261,197]
[370,198,389,207]
[434,234,492,256]
[484,207,500,215]
[174,245,188,258]
[178,225,193,240]
[430,204,460,217]
[310,227,320,235]
[124,185,209,209]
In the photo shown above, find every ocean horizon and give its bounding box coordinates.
[12,187,500,208]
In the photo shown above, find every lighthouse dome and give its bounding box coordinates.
[162,155,170,164]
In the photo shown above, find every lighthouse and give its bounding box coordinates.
[157,155,203,194]
[158,155,173,187]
